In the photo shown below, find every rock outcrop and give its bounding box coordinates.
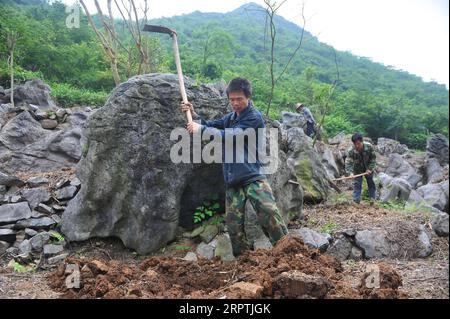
[0,79,92,174]
[61,74,306,254]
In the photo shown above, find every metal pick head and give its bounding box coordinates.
[143,25,176,36]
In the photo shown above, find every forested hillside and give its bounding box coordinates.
[0,0,448,148]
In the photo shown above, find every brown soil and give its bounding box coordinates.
[47,235,394,299]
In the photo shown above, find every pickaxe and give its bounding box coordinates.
[143,25,192,123]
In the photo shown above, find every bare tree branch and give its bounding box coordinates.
[79,0,121,85]
[275,3,306,86]
[264,0,306,117]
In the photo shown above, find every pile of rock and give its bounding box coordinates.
[180,208,331,263]
[279,112,338,202]
[0,79,94,174]
[0,171,80,267]
[326,222,433,261]
[376,137,409,156]
[377,135,449,237]
[184,218,434,264]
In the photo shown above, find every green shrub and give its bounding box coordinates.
[405,132,430,150]
[50,82,108,108]
[193,196,222,224]
[0,61,44,87]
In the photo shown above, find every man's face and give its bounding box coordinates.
[228,91,249,115]
[353,140,364,152]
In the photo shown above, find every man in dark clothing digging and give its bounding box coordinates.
[345,133,377,204]
[181,77,288,256]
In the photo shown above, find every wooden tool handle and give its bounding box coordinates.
[171,33,192,123]
[332,172,368,182]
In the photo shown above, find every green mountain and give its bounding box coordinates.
[0,1,448,149]
[150,2,449,147]
[152,2,448,106]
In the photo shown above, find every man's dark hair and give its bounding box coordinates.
[226,77,252,98]
[351,133,364,143]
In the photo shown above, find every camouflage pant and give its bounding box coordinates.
[225,179,288,256]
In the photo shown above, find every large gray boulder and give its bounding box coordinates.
[281,112,307,130]
[0,108,90,173]
[1,79,57,110]
[62,74,228,254]
[416,181,449,212]
[376,137,409,155]
[315,141,340,180]
[426,134,449,166]
[282,125,331,203]
[425,157,445,184]
[378,173,412,203]
[61,74,303,254]
[354,222,432,259]
[291,227,330,252]
[405,189,442,214]
[432,212,449,237]
[385,153,422,188]
[326,236,353,261]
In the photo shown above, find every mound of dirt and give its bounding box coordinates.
[48,235,405,299]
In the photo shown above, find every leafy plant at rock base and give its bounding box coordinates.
[46,110,56,120]
[10,261,36,273]
[49,230,65,243]
[12,261,26,273]
[193,197,221,224]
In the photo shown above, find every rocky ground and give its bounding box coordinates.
[0,196,448,299]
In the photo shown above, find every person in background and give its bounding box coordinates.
[345,133,377,204]
[295,103,316,137]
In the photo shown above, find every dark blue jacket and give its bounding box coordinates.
[199,101,266,188]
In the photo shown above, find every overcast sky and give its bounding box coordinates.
[63,0,449,88]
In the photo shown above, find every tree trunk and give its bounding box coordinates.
[110,57,121,86]
[9,53,14,107]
